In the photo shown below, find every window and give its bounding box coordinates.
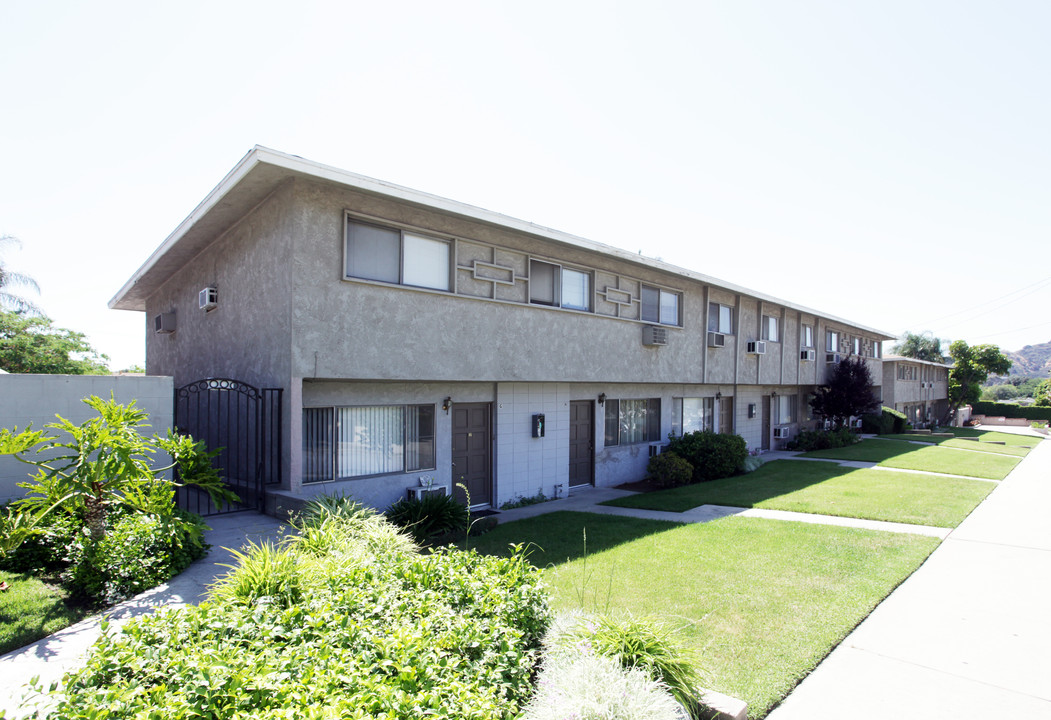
[530,260,591,311]
[853,337,861,355]
[345,218,450,291]
[642,285,680,325]
[801,324,814,348]
[762,316,779,342]
[826,330,839,352]
[872,341,881,358]
[604,398,661,446]
[302,404,435,482]
[776,395,798,424]
[672,397,715,435]
[708,303,733,334]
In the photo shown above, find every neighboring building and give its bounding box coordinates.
[110,146,894,512]
[881,355,952,427]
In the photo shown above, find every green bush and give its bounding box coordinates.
[666,431,747,482]
[647,452,694,489]
[972,401,1051,422]
[48,515,551,720]
[861,406,907,434]
[786,428,860,452]
[386,493,469,544]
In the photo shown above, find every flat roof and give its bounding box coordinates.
[110,146,896,339]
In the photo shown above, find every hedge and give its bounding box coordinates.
[971,402,1051,422]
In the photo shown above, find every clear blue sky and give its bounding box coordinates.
[1,0,1048,371]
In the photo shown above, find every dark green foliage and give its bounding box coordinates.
[861,406,908,434]
[947,340,1012,423]
[971,402,1051,422]
[0,310,110,374]
[810,356,880,427]
[387,493,470,543]
[646,451,694,488]
[892,331,944,362]
[666,431,747,482]
[786,428,860,451]
[48,519,551,720]
[1035,379,1051,407]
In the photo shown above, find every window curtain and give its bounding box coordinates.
[337,406,404,478]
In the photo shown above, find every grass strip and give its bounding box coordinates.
[468,511,939,718]
[0,571,89,656]
[602,460,994,527]
[802,439,1021,479]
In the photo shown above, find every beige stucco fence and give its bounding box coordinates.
[0,374,174,505]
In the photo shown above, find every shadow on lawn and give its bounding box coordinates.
[461,510,682,565]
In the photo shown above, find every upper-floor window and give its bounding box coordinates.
[826,330,839,353]
[872,341,881,358]
[345,217,451,291]
[530,260,592,311]
[762,315,780,342]
[801,324,814,348]
[853,337,861,355]
[641,285,680,326]
[708,303,733,334]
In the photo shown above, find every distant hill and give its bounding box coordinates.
[1006,341,1051,377]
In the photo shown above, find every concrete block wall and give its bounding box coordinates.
[0,375,174,504]
[496,382,571,506]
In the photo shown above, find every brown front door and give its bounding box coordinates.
[451,403,492,507]
[761,395,771,451]
[568,400,594,488]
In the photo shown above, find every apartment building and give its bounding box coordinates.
[881,355,952,427]
[111,147,893,511]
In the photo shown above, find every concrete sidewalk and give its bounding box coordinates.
[767,436,1051,718]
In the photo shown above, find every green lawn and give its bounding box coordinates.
[0,571,89,656]
[467,511,939,718]
[879,430,1037,457]
[802,439,1022,479]
[601,460,994,527]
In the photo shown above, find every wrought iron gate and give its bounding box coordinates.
[174,378,282,516]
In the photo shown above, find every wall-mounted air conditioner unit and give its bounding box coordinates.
[773,426,790,439]
[154,312,176,334]
[642,325,668,346]
[199,287,218,311]
[707,332,726,348]
[747,341,767,355]
[851,418,864,429]
[801,349,816,361]
[407,484,450,501]
[825,353,842,364]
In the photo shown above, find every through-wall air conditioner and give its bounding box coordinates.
[707,332,726,348]
[773,426,790,439]
[825,353,842,364]
[851,418,864,429]
[407,484,449,501]
[643,325,668,346]
[747,341,767,355]
[801,349,816,361]
[199,287,218,311]
[154,312,176,335]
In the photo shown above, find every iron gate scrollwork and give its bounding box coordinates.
[174,378,282,516]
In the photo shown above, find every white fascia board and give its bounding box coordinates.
[110,146,897,340]
[882,355,954,368]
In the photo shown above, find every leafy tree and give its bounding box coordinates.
[946,340,1012,422]
[809,356,881,428]
[981,384,1020,402]
[0,234,42,315]
[0,310,110,374]
[1035,379,1051,408]
[892,331,944,362]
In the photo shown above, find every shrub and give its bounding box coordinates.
[386,493,470,544]
[972,401,1051,422]
[786,428,860,452]
[861,406,907,435]
[666,431,747,482]
[647,452,694,488]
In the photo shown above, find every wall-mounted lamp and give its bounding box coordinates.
[598,393,606,406]
[715,391,722,400]
[442,397,452,414]
[771,391,778,398]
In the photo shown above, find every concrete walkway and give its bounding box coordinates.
[766,434,1051,719]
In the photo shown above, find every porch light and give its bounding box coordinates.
[442,397,452,414]
[598,393,606,406]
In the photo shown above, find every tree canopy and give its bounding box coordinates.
[892,331,944,362]
[0,310,110,374]
[1035,379,1051,408]
[809,356,881,428]
[947,340,1011,421]
[0,235,42,315]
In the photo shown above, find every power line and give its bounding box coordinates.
[936,279,1051,332]
[911,275,1051,329]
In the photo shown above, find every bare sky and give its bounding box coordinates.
[1,0,1048,371]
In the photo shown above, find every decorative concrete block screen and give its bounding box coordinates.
[0,374,174,504]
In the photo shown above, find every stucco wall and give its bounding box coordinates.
[0,375,173,504]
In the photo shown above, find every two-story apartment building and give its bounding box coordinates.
[111,147,894,512]
[881,355,952,427]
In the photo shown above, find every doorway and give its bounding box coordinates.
[451,403,492,507]
[568,400,595,488]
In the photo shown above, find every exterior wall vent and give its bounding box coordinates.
[707,332,726,348]
[642,325,668,346]
[773,426,790,439]
[746,341,767,355]
[801,349,816,361]
[154,312,176,335]
[199,287,218,312]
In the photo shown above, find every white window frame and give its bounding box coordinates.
[762,315,780,343]
[801,324,814,348]
[345,216,452,291]
[826,330,839,353]
[641,285,680,326]
[529,259,592,312]
[708,303,733,334]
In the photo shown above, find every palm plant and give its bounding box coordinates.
[0,234,42,315]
